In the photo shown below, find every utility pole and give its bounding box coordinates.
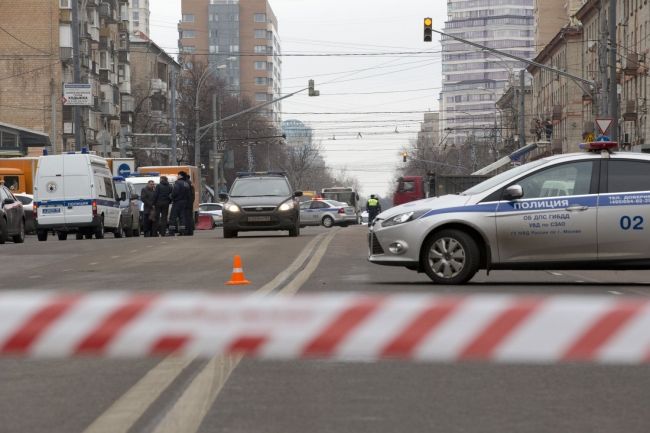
[598,0,609,117]
[50,79,57,154]
[212,93,219,198]
[71,0,82,151]
[608,0,618,141]
[170,70,178,164]
[519,70,526,149]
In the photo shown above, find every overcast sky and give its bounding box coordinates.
[150,0,445,198]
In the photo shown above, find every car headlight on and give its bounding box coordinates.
[381,209,427,227]
[225,203,240,213]
[278,201,294,211]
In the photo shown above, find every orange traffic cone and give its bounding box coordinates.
[225,255,251,285]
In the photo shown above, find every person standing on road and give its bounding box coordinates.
[169,172,190,235]
[366,194,381,224]
[182,172,195,236]
[154,176,172,236]
[141,180,157,237]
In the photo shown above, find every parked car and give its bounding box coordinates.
[0,184,25,244]
[14,193,35,233]
[369,142,650,284]
[299,199,354,228]
[199,202,223,227]
[114,177,141,237]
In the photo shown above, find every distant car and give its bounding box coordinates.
[299,199,354,228]
[199,202,223,227]
[220,172,302,238]
[14,193,35,234]
[113,177,141,237]
[0,184,25,244]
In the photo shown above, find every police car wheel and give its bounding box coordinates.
[0,218,7,244]
[95,218,105,239]
[422,229,479,285]
[12,219,25,244]
[322,216,334,228]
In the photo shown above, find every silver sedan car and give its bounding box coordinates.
[300,199,355,227]
[369,143,650,284]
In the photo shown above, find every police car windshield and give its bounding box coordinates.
[460,159,547,195]
[230,178,291,197]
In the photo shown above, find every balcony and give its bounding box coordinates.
[624,52,639,76]
[59,9,72,23]
[118,51,129,64]
[150,78,168,94]
[119,81,131,94]
[121,95,135,113]
[623,99,638,121]
[101,101,119,119]
[60,47,73,62]
[99,2,118,23]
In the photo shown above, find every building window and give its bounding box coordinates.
[182,30,196,39]
[255,29,266,39]
[209,13,217,21]
[132,11,139,21]
[254,61,266,70]
[209,29,218,38]
[209,45,218,53]
[255,77,267,85]
[59,0,70,8]
[254,45,267,54]
[229,45,239,53]
[233,14,239,21]
[132,0,139,8]
[255,93,268,101]
[182,14,195,22]
[254,13,266,23]
[181,46,195,53]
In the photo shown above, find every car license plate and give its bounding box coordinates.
[248,216,271,222]
[42,208,61,214]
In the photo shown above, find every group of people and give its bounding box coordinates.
[139,171,195,237]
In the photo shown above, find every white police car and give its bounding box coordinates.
[369,142,650,284]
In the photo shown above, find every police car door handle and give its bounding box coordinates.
[566,205,588,212]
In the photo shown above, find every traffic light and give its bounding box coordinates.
[402,151,408,162]
[424,17,433,42]
[308,79,320,97]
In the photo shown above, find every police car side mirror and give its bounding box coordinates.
[504,185,523,200]
[294,191,303,197]
[3,198,13,205]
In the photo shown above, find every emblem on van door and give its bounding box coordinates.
[46,182,57,193]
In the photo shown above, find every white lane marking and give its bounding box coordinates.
[549,272,563,276]
[82,357,194,433]
[63,269,73,272]
[130,250,138,253]
[152,229,339,433]
[84,230,335,433]
[609,291,623,295]
[111,256,120,259]
[89,262,98,266]
[575,280,585,283]
[28,275,42,279]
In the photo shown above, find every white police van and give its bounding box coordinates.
[34,152,123,241]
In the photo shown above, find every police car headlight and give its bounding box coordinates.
[278,201,294,211]
[225,203,240,213]
[381,210,427,227]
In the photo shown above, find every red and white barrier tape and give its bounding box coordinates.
[1,292,649,363]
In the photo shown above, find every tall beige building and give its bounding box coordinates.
[128,0,150,36]
[534,0,587,54]
[178,0,281,121]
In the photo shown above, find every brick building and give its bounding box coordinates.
[0,0,133,155]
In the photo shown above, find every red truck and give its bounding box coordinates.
[393,174,490,206]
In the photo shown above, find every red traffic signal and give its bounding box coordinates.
[424,17,433,42]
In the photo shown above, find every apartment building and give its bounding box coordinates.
[178,0,282,122]
[0,0,133,155]
[534,0,586,54]
[128,0,150,36]
[527,26,585,154]
[439,0,535,147]
[129,37,181,135]
[419,112,441,148]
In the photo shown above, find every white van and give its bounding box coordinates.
[34,153,122,241]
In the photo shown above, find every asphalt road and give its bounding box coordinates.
[1,226,650,433]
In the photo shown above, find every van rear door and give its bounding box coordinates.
[35,156,67,225]
[64,157,93,225]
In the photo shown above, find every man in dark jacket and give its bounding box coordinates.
[154,176,173,236]
[169,172,190,235]
[366,194,381,224]
[182,172,195,236]
[140,180,157,237]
